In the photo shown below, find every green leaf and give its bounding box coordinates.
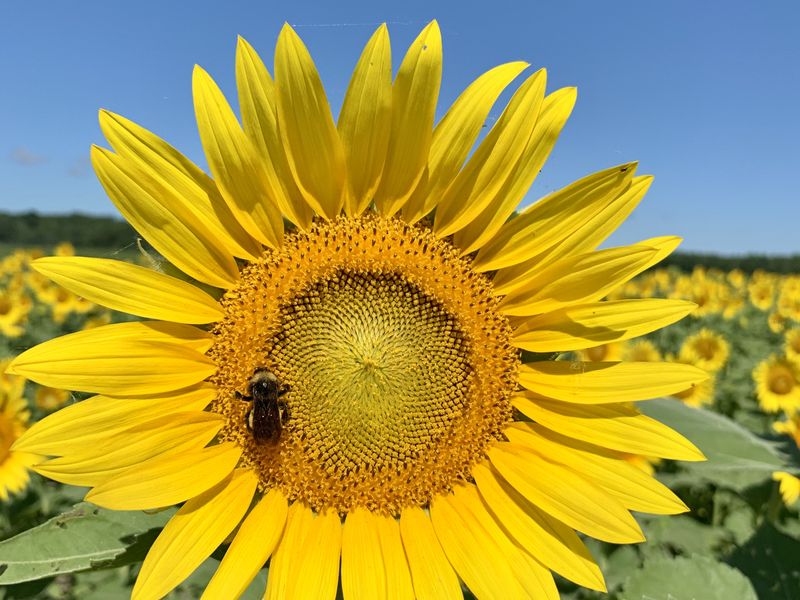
[0,502,175,585]
[640,398,788,490]
[641,515,728,556]
[727,524,800,600]
[620,555,757,600]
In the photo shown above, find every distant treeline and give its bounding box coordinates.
[0,211,798,273]
[0,211,137,248]
[659,252,800,275]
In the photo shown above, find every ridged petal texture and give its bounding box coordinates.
[7,322,215,395]
[14,21,706,600]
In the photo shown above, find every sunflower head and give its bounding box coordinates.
[754,355,800,414]
[7,21,707,600]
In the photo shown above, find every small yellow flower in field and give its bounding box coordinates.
[773,415,800,447]
[35,385,71,412]
[749,277,775,311]
[772,472,800,506]
[0,291,31,339]
[54,242,75,257]
[778,290,800,322]
[754,355,800,414]
[727,269,745,288]
[575,340,627,362]
[0,385,40,501]
[670,367,715,408]
[6,21,707,599]
[679,328,730,373]
[769,311,787,334]
[625,339,662,362]
[786,329,800,363]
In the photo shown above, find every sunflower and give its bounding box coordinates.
[668,355,715,408]
[0,290,31,339]
[574,340,627,362]
[0,378,39,501]
[679,328,730,373]
[8,22,706,599]
[624,339,662,362]
[772,472,800,506]
[753,355,800,414]
[34,385,71,412]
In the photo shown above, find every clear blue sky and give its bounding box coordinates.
[1,0,798,255]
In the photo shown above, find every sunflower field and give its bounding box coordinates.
[0,239,798,599]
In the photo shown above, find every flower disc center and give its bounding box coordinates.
[210,216,518,514]
[268,270,471,474]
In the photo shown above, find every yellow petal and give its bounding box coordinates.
[403,61,528,224]
[519,360,709,404]
[6,322,215,396]
[488,443,644,543]
[399,507,462,600]
[265,503,314,600]
[86,442,241,510]
[193,65,284,247]
[32,257,223,324]
[91,145,240,289]
[433,69,547,238]
[132,469,256,600]
[11,384,215,456]
[235,37,313,229]
[507,424,690,514]
[495,228,676,302]
[472,163,636,272]
[513,393,704,461]
[497,244,658,315]
[527,175,655,272]
[374,21,442,216]
[203,489,288,600]
[338,24,392,216]
[430,491,529,599]
[33,412,223,487]
[99,110,262,260]
[452,484,559,599]
[472,462,606,591]
[275,24,346,219]
[454,86,577,254]
[375,514,414,600]
[342,508,386,600]
[287,509,342,600]
[512,299,697,352]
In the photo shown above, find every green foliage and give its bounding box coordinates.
[619,555,757,600]
[0,503,175,585]
[0,212,138,250]
[640,398,789,490]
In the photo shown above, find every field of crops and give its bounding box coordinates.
[1,243,799,599]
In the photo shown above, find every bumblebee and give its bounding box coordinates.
[236,368,290,445]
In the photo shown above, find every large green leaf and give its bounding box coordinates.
[639,398,789,489]
[0,503,174,585]
[620,555,757,600]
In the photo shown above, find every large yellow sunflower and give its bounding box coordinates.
[9,22,706,599]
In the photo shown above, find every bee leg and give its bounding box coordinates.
[235,391,252,402]
[278,400,290,426]
[278,384,291,397]
[244,407,254,431]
